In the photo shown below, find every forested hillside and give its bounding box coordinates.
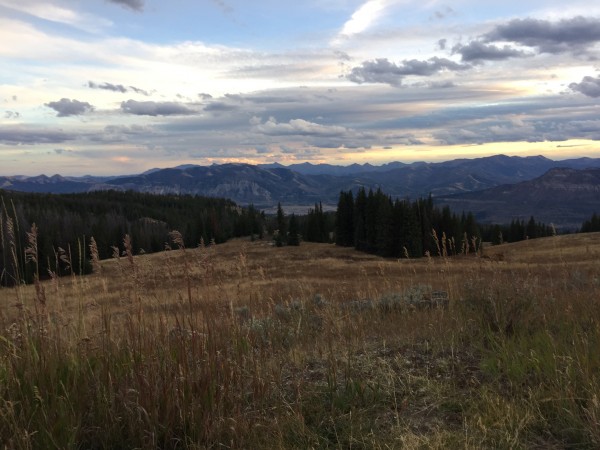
[0,190,264,285]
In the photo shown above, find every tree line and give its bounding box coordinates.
[334,188,480,258]
[332,188,563,258]
[480,217,556,245]
[581,213,600,233]
[0,190,265,286]
[271,202,333,247]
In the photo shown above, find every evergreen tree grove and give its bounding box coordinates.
[581,213,600,233]
[0,190,265,286]
[334,189,481,258]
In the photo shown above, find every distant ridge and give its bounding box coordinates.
[1,155,600,226]
[437,167,600,229]
[257,161,409,176]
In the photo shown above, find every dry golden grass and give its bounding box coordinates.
[1,232,600,448]
[5,231,598,325]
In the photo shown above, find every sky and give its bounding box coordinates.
[1,0,600,176]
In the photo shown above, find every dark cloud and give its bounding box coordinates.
[45,98,94,117]
[438,39,447,50]
[88,81,149,96]
[484,16,600,54]
[4,111,20,119]
[106,0,144,12]
[334,50,351,61]
[88,81,127,93]
[0,126,74,145]
[569,76,600,98]
[224,93,244,102]
[347,57,470,86]
[452,41,526,62]
[429,81,456,89]
[254,145,270,154]
[198,93,213,100]
[204,102,238,112]
[120,100,196,116]
[128,86,150,96]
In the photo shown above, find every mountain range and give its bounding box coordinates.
[1,154,599,228]
[437,167,600,230]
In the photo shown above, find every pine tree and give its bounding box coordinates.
[526,216,537,239]
[275,202,287,247]
[335,191,354,247]
[354,187,367,250]
[287,214,300,246]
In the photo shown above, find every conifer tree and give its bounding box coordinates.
[335,191,354,246]
[354,187,367,250]
[287,214,300,246]
[275,202,287,247]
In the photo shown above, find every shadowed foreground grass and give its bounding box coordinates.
[1,232,599,448]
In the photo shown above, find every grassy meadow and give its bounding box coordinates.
[1,231,600,448]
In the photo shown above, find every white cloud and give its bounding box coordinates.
[253,117,350,137]
[339,0,387,37]
[0,0,112,31]
[332,0,403,45]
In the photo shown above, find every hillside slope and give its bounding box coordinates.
[437,167,600,229]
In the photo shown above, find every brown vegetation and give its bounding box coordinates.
[1,232,599,448]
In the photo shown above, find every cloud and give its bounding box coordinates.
[128,86,150,96]
[570,76,600,97]
[198,93,213,100]
[431,6,455,20]
[88,81,127,93]
[484,16,600,54]
[4,111,20,119]
[120,100,196,116]
[211,0,233,15]
[104,124,155,135]
[452,41,527,62]
[253,145,270,154]
[88,81,150,96]
[340,0,386,35]
[432,111,600,146]
[45,98,94,117]
[253,117,349,137]
[0,126,74,145]
[0,1,112,32]
[334,50,351,61]
[106,0,144,12]
[428,81,456,89]
[347,57,470,86]
[204,102,238,112]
